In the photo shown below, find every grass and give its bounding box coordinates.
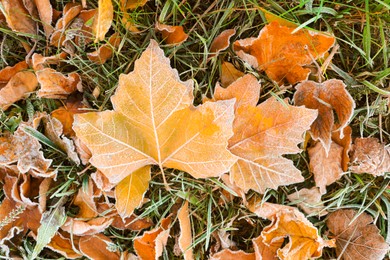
[0,0,389,259]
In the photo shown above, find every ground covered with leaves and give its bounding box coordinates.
[0,0,390,259]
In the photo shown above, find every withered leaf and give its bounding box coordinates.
[350,137,390,176]
[294,79,355,154]
[209,29,236,58]
[2,0,37,35]
[233,21,335,85]
[308,141,344,194]
[210,249,256,260]
[332,126,352,172]
[0,61,28,85]
[211,76,317,193]
[178,201,194,260]
[33,0,53,38]
[156,23,189,45]
[120,0,149,9]
[220,61,245,87]
[73,41,236,209]
[87,33,121,64]
[93,0,113,42]
[79,233,120,260]
[327,209,389,260]
[287,187,328,216]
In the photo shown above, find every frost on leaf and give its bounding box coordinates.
[209,75,317,193]
[233,21,335,85]
[73,40,236,218]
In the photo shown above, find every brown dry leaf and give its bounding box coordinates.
[233,21,335,85]
[210,249,256,260]
[308,141,344,194]
[0,71,38,110]
[258,7,297,28]
[249,201,335,260]
[0,122,53,176]
[87,33,121,64]
[75,9,97,47]
[46,232,82,259]
[120,0,148,9]
[115,166,151,218]
[253,234,279,260]
[294,79,355,154]
[73,137,92,165]
[111,214,153,231]
[32,52,68,71]
[220,61,245,87]
[134,216,172,259]
[332,126,352,172]
[327,209,389,260]
[73,40,236,213]
[93,0,113,42]
[178,201,194,260]
[156,23,189,45]
[51,95,88,136]
[350,137,390,176]
[36,68,82,99]
[287,187,328,216]
[209,29,236,58]
[33,0,53,38]
[0,61,28,85]
[211,77,317,193]
[2,0,36,35]
[79,233,120,260]
[91,170,115,192]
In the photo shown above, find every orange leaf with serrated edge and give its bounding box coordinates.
[209,75,317,194]
[156,23,189,45]
[233,21,335,85]
[73,40,236,218]
[92,0,113,42]
[294,79,355,155]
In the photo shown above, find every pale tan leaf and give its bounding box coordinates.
[327,209,389,260]
[92,0,113,42]
[308,141,344,194]
[178,201,194,260]
[115,166,151,219]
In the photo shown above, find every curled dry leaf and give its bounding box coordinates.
[134,216,172,260]
[87,33,121,64]
[156,23,189,45]
[2,0,37,35]
[73,40,236,217]
[210,75,317,193]
[79,233,120,260]
[32,52,68,71]
[252,234,279,260]
[36,68,82,99]
[308,141,344,194]
[115,166,151,218]
[178,201,194,260]
[46,232,82,259]
[294,79,355,154]
[249,201,335,260]
[33,0,54,38]
[220,61,245,87]
[93,0,113,42]
[332,126,352,172]
[209,29,236,58]
[233,21,335,85]
[210,249,256,260]
[350,137,390,176]
[0,61,28,85]
[75,9,97,47]
[287,187,328,216]
[327,209,389,260]
[0,71,38,110]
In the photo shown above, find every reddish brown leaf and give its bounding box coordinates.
[156,23,189,45]
[79,234,120,260]
[294,79,355,154]
[0,61,28,85]
[2,0,37,35]
[332,126,352,172]
[209,29,236,58]
[220,61,245,87]
[47,232,82,259]
[327,209,389,260]
[233,21,335,85]
[350,137,390,176]
[87,33,121,64]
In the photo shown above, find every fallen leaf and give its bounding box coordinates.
[87,33,121,64]
[2,0,37,35]
[79,233,120,260]
[115,166,151,218]
[120,0,148,9]
[332,126,352,172]
[209,29,236,58]
[210,249,256,260]
[91,170,115,192]
[233,21,335,85]
[36,68,82,99]
[287,187,328,216]
[350,137,390,176]
[249,201,335,259]
[134,216,172,259]
[294,79,355,154]
[46,232,82,259]
[220,61,245,87]
[0,71,38,110]
[308,141,344,194]
[111,214,153,231]
[258,7,297,28]
[62,215,113,236]
[93,0,113,42]
[75,9,97,47]
[156,23,189,45]
[0,61,28,85]
[33,0,53,38]
[327,209,389,260]
[73,40,235,194]
[208,75,317,193]
[253,234,279,260]
[32,52,68,71]
[178,201,194,260]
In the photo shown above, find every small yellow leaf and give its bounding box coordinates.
[93,0,114,42]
